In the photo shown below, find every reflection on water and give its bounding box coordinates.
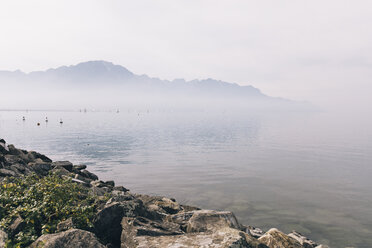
[1,110,372,247]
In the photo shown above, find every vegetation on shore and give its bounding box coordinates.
[0,174,103,247]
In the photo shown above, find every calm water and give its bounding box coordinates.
[1,110,372,247]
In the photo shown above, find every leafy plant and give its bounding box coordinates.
[0,173,100,247]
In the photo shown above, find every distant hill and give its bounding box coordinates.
[0,61,304,110]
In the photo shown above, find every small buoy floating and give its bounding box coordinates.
[59,119,63,124]
[45,117,48,122]
[37,123,40,126]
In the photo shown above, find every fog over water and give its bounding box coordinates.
[1,109,372,247]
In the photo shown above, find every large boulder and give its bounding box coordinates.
[119,208,269,248]
[258,228,303,248]
[93,199,146,247]
[0,139,9,155]
[122,226,266,248]
[30,229,106,248]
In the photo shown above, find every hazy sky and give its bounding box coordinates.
[1,0,371,108]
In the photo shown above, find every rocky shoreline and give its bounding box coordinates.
[0,139,328,248]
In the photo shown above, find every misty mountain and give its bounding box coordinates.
[0,61,301,110]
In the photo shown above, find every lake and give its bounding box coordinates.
[0,109,371,247]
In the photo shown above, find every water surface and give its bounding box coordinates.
[0,110,371,247]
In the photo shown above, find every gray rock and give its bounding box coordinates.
[138,195,181,215]
[91,180,107,188]
[0,229,8,248]
[0,155,6,168]
[94,202,124,246]
[122,226,266,248]
[30,228,106,248]
[288,231,318,248]
[28,151,52,163]
[258,228,303,248]
[180,204,201,212]
[154,197,181,215]
[81,169,99,180]
[143,204,168,221]
[91,180,115,188]
[110,190,127,197]
[29,162,52,176]
[244,225,265,238]
[105,180,115,187]
[74,164,87,170]
[52,161,73,171]
[51,166,71,177]
[113,186,129,192]
[91,186,111,196]
[0,168,17,177]
[7,144,22,156]
[182,210,241,233]
[166,211,195,228]
[121,216,183,238]
[74,173,93,183]
[4,155,26,165]
[0,140,9,154]
[106,194,135,205]
[94,200,146,246]
[10,163,33,175]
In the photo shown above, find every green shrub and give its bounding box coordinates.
[0,174,100,247]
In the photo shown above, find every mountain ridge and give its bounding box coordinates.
[0,60,308,110]
[0,60,264,97]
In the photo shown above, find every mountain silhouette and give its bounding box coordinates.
[0,61,304,110]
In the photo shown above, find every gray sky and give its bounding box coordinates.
[1,0,371,109]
